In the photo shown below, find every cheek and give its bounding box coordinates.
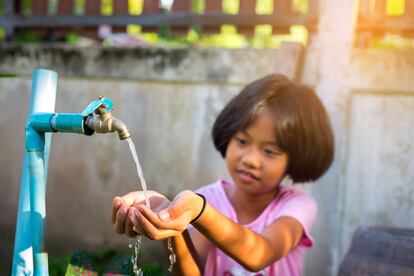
[263,166,286,186]
[267,157,289,179]
[225,143,239,166]
[281,155,289,174]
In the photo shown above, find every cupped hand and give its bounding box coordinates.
[130,190,204,240]
[111,190,170,238]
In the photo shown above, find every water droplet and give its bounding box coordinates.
[167,238,176,272]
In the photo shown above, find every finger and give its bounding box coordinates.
[136,204,164,227]
[138,212,179,240]
[125,211,138,238]
[129,207,154,239]
[122,191,148,206]
[114,204,129,234]
[158,190,194,221]
[132,225,151,239]
[112,197,124,224]
[125,191,142,205]
[130,209,152,239]
[129,207,147,236]
[138,204,190,232]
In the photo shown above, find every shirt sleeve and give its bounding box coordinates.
[272,192,318,247]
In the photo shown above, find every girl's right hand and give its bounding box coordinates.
[111,190,171,238]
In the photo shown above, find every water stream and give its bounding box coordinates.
[126,138,150,209]
[126,138,176,274]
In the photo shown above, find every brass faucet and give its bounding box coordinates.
[84,97,131,140]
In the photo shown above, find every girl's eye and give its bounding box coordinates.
[235,137,246,145]
[264,148,279,156]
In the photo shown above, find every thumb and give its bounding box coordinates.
[158,190,193,221]
[159,209,171,221]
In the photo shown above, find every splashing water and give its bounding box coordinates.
[126,138,176,274]
[167,238,176,272]
[130,236,143,276]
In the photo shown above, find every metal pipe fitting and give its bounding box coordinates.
[85,113,131,140]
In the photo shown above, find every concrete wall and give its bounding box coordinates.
[1,2,414,275]
[0,45,303,274]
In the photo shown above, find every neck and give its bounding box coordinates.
[226,184,280,224]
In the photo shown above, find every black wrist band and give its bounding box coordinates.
[190,193,206,224]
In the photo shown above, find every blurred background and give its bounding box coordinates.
[0,0,413,275]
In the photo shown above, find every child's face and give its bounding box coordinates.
[226,112,288,195]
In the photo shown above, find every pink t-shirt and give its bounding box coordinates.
[192,180,317,276]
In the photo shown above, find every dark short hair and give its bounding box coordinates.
[212,74,334,183]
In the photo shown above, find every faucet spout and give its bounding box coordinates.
[111,117,132,140]
[85,113,131,140]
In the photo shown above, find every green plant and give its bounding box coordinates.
[49,248,164,276]
[65,32,80,44]
[0,27,5,41]
[49,255,71,276]
[0,72,17,77]
[15,31,42,43]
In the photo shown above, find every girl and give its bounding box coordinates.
[112,74,334,276]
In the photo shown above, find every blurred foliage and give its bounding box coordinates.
[0,27,5,41]
[15,30,42,43]
[359,0,414,48]
[65,32,81,44]
[0,0,310,48]
[60,0,308,48]
[49,248,164,276]
[21,0,31,15]
[101,0,112,15]
[369,33,414,49]
[0,72,17,77]
[50,254,72,276]
[2,0,414,49]
[74,0,85,14]
[0,0,309,48]
[386,0,404,15]
[129,0,309,48]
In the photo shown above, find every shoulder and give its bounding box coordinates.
[278,186,316,206]
[276,186,317,217]
[271,186,318,247]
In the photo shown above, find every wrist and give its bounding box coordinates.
[190,193,206,224]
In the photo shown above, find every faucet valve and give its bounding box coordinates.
[82,97,131,140]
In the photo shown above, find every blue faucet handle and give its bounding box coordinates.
[80,97,113,116]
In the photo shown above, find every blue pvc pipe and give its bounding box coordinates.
[27,148,48,276]
[24,112,86,275]
[23,116,87,276]
[12,69,57,276]
[13,69,110,275]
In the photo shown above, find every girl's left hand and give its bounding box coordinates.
[131,190,204,240]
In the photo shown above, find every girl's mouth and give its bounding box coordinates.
[238,170,258,183]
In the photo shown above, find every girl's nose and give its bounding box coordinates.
[242,148,261,168]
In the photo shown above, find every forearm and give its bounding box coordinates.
[162,230,203,276]
[193,204,276,271]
